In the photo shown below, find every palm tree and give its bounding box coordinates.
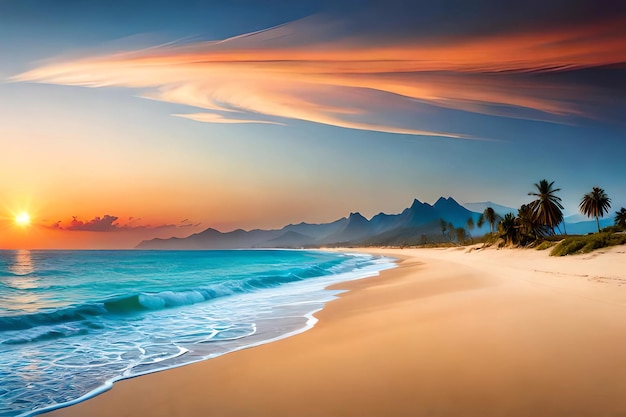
[466,217,475,243]
[528,179,564,234]
[579,187,611,232]
[616,207,626,229]
[498,213,518,245]
[439,218,448,241]
[478,207,501,234]
[517,203,549,242]
[455,227,467,245]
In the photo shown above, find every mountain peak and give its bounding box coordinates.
[348,212,366,220]
[196,227,221,236]
[410,198,425,208]
[433,196,462,207]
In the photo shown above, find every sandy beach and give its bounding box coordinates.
[44,245,626,417]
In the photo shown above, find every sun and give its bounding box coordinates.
[15,212,31,226]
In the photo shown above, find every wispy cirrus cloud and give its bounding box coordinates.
[12,13,626,139]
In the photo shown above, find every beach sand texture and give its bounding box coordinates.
[45,246,626,417]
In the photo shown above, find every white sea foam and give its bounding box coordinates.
[0,250,396,417]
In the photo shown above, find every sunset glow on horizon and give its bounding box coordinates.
[1,0,625,249]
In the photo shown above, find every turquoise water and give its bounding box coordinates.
[0,249,395,417]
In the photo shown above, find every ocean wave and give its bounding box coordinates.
[0,250,396,417]
[0,304,107,332]
[3,325,91,345]
[0,259,345,334]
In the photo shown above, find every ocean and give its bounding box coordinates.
[0,249,395,417]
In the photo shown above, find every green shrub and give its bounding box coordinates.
[535,240,555,251]
[551,238,586,256]
[581,235,608,253]
[550,232,626,256]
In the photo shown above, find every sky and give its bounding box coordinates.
[1,0,625,249]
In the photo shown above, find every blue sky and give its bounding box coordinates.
[1,0,625,248]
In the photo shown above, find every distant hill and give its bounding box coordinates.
[264,230,313,248]
[563,218,614,235]
[462,201,518,216]
[280,218,348,240]
[434,197,478,225]
[323,212,373,244]
[136,196,484,249]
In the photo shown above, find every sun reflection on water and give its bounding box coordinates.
[9,250,35,277]
[1,250,45,312]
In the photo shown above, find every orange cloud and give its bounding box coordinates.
[47,214,195,232]
[13,16,626,137]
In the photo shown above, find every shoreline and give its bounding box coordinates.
[44,245,626,417]
[16,250,394,417]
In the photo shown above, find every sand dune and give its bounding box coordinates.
[45,245,626,417]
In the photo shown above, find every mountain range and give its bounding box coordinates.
[136,197,616,249]
[137,197,480,249]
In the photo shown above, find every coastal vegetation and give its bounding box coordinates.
[434,180,625,256]
[528,179,565,235]
[616,208,626,229]
[579,187,611,232]
[477,207,500,234]
[550,232,626,256]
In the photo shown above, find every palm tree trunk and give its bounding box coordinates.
[596,216,600,233]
